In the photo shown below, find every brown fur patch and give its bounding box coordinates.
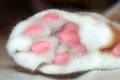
[100,22,120,53]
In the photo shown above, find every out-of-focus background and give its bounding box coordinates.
[0,0,118,33]
[0,0,120,80]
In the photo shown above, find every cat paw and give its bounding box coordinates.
[7,9,120,74]
[7,9,86,71]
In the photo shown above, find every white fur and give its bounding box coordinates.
[6,9,120,77]
[40,51,120,74]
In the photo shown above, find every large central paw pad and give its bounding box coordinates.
[56,22,86,53]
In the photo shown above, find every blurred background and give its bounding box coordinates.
[0,0,119,34]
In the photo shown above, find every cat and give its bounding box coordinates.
[6,2,120,80]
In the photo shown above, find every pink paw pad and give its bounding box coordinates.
[57,23,79,44]
[42,13,59,21]
[64,22,78,31]
[112,43,120,57]
[57,22,86,54]
[31,41,50,54]
[24,24,43,35]
[72,43,86,54]
[54,52,70,65]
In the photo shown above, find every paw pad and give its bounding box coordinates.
[112,43,120,57]
[73,43,86,53]
[31,41,50,54]
[56,22,79,44]
[64,22,78,31]
[54,52,70,65]
[24,24,43,35]
[57,22,86,54]
[42,13,59,21]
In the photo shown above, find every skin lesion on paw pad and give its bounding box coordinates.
[24,24,43,35]
[31,41,51,54]
[53,52,70,65]
[42,13,60,21]
[112,43,120,57]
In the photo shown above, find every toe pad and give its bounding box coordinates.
[24,24,43,35]
[42,13,59,21]
[112,43,120,57]
[54,52,70,65]
[31,41,50,54]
